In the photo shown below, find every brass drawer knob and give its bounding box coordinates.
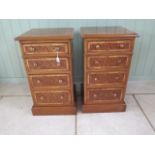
[58,79,63,84]
[93,94,97,98]
[113,93,117,97]
[29,47,35,52]
[36,80,41,84]
[96,44,100,49]
[33,63,38,67]
[54,47,60,52]
[117,59,122,63]
[115,76,119,80]
[94,77,98,81]
[95,60,99,64]
[119,44,125,48]
[60,95,64,100]
[40,96,44,100]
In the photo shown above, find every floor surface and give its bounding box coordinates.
[0,81,155,135]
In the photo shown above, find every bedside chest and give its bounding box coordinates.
[16,28,76,115]
[81,27,137,113]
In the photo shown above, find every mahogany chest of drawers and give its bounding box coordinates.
[16,28,76,115]
[81,27,137,113]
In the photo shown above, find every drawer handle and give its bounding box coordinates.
[115,76,119,80]
[93,94,97,98]
[113,93,117,97]
[54,47,60,52]
[40,96,44,100]
[96,44,100,49]
[29,47,35,52]
[95,60,99,65]
[36,80,41,84]
[58,79,63,84]
[119,44,125,48]
[117,59,122,63]
[60,95,64,100]
[94,77,98,81]
[33,63,38,67]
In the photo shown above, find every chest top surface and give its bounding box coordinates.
[80,26,137,38]
[15,28,74,41]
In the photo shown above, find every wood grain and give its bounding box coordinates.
[16,28,76,115]
[81,26,137,113]
[15,28,74,40]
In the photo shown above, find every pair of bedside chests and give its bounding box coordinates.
[15,27,137,115]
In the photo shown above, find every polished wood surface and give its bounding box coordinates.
[29,74,71,90]
[81,26,137,113]
[86,71,127,87]
[15,28,74,40]
[22,42,70,57]
[25,57,70,74]
[81,26,137,38]
[16,28,76,115]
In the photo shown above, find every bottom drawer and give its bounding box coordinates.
[33,90,72,106]
[29,74,71,90]
[86,88,124,104]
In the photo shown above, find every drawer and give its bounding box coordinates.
[87,71,127,87]
[22,42,69,56]
[29,74,71,90]
[86,88,124,104]
[87,40,132,53]
[25,57,70,74]
[87,55,131,70]
[33,90,72,106]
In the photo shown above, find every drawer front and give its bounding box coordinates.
[25,58,70,74]
[87,71,127,87]
[29,74,71,90]
[86,88,124,104]
[33,90,72,106]
[87,40,131,53]
[23,42,69,56]
[87,55,130,70]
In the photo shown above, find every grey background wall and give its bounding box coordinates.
[0,19,155,83]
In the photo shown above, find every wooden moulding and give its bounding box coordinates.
[82,101,126,113]
[32,105,76,115]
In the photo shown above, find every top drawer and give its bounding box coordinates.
[86,40,132,54]
[22,42,70,57]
